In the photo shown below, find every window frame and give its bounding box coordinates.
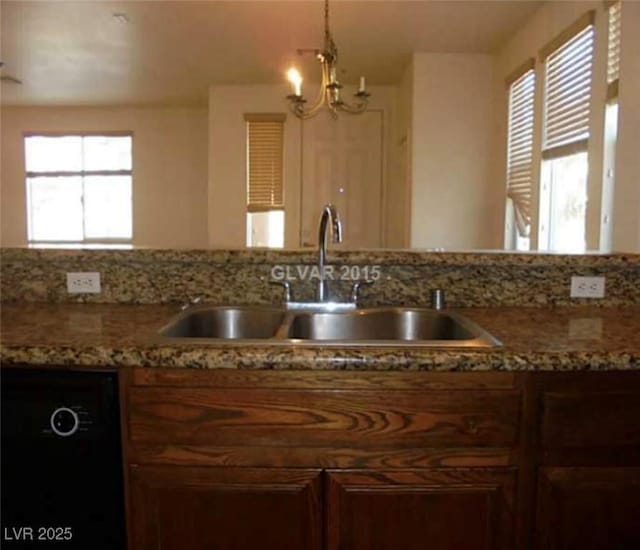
[24,132,133,245]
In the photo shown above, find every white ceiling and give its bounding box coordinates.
[0,0,543,106]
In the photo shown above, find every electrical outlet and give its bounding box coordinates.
[570,276,605,298]
[66,272,101,294]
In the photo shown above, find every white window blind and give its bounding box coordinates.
[541,13,595,158]
[607,1,621,100]
[246,114,285,212]
[506,62,536,236]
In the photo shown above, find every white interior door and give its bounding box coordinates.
[300,110,383,248]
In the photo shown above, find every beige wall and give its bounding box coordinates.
[612,0,640,253]
[385,61,413,249]
[0,106,209,248]
[409,53,496,250]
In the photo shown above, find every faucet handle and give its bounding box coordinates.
[269,280,292,303]
[350,280,375,305]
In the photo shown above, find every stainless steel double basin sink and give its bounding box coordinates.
[158,305,501,348]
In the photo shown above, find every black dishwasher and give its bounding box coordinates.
[1,368,126,549]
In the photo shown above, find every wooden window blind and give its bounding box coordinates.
[245,114,285,212]
[607,1,621,101]
[541,13,595,159]
[506,61,536,236]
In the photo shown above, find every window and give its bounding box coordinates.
[505,59,535,251]
[538,13,595,252]
[25,134,132,244]
[245,114,285,248]
[539,151,589,252]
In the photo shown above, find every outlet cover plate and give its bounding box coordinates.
[570,276,605,298]
[67,272,101,294]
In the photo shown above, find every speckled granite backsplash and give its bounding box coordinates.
[1,248,638,307]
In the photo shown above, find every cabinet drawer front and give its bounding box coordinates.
[541,391,640,449]
[129,388,520,448]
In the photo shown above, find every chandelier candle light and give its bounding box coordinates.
[286,0,370,119]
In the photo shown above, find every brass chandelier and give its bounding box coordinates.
[285,0,370,119]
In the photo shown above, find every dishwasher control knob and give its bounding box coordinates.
[50,407,80,437]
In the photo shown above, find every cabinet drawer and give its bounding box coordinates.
[541,391,640,449]
[129,388,520,449]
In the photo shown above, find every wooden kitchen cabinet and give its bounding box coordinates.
[123,368,520,549]
[533,372,640,550]
[129,466,322,550]
[120,368,640,550]
[129,465,516,550]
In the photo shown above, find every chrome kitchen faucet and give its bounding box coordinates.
[316,203,342,302]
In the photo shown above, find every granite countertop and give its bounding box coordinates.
[1,302,639,371]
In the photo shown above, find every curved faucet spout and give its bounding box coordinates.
[317,204,342,302]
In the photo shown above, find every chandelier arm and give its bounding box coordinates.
[336,89,370,114]
[306,63,332,117]
[337,101,369,114]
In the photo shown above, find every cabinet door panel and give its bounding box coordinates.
[327,469,516,550]
[130,466,322,550]
[536,467,640,550]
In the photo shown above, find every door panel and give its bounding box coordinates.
[301,110,383,248]
[130,466,322,550]
[536,467,640,550]
[327,469,516,550]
